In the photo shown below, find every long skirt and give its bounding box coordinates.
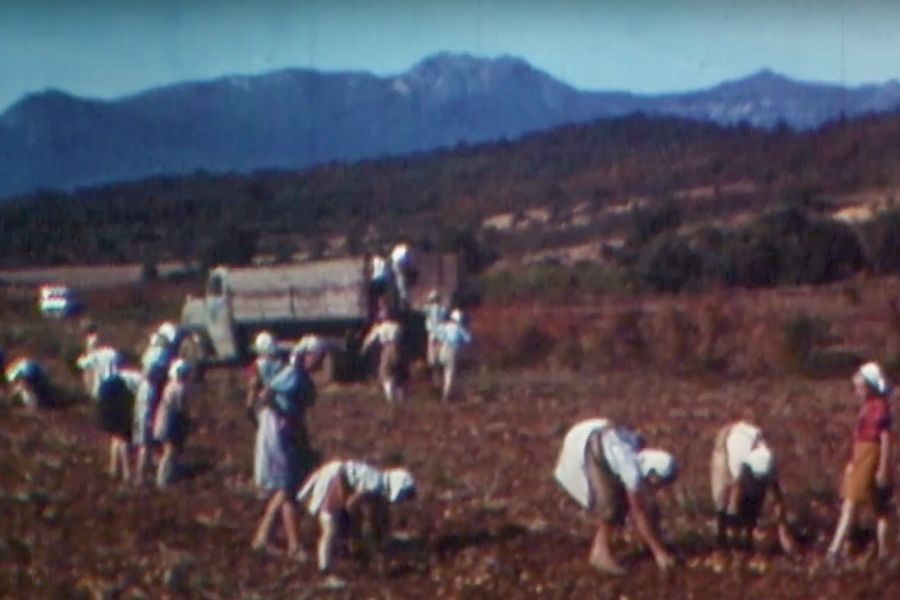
[254,408,303,494]
[583,436,628,525]
[97,376,133,439]
[842,441,893,514]
[155,406,188,448]
[132,382,160,445]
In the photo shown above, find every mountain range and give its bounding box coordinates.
[2,52,900,200]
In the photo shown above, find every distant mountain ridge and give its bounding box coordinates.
[2,52,900,199]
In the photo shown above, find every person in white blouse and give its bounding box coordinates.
[554,418,678,575]
[296,460,416,572]
[710,420,796,554]
[434,309,472,402]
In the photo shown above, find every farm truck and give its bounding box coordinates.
[179,254,464,380]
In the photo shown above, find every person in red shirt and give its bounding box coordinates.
[827,361,893,564]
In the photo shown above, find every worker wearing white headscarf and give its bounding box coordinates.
[423,290,447,370]
[710,421,795,554]
[78,344,133,482]
[133,331,173,481]
[554,419,677,575]
[4,357,51,408]
[389,243,416,305]
[153,359,191,488]
[250,342,319,559]
[296,460,416,572]
[828,361,894,564]
[435,309,472,402]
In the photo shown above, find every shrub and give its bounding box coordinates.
[628,200,682,245]
[781,311,832,373]
[861,210,900,275]
[636,235,704,293]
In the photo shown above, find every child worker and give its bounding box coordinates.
[827,361,894,564]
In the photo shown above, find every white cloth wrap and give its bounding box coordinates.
[297,460,391,516]
[725,421,764,478]
[553,418,610,508]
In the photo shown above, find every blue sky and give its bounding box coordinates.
[2,0,899,112]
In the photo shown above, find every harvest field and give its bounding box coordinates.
[3,278,900,599]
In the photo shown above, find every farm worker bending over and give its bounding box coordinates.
[250,341,319,558]
[554,418,678,575]
[435,309,472,402]
[360,316,407,404]
[153,359,192,488]
[710,421,796,554]
[389,243,417,306]
[423,290,448,372]
[296,460,416,572]
[4,357,51,409]
[133,332,173,481]
[827,362,894,563]
[78,344,134,482]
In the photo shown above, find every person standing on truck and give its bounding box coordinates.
[296,460,416,573]
[360,316,408,404]
[389,243,417,307]
[423,290,448,374]
[710,420,796,554]
[434,309,472,402]
[250,342,319,559]
[554,418,678,575]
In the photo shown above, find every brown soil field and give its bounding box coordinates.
[3,279,900,599]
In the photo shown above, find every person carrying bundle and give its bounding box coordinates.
[554,418,678,575]
[710,420,796,554]
[250,340,320,558]
[296,460,416,573]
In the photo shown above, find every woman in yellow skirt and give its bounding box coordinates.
[826,362,893,563]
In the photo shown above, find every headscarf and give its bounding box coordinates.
[253,331,278,356]
[157,322,178,345]
[744,445,774,478]
[637,449,678,484]
[382,468,416,503]
[857,361,889,396]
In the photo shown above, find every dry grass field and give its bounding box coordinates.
[3,277,900,598]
